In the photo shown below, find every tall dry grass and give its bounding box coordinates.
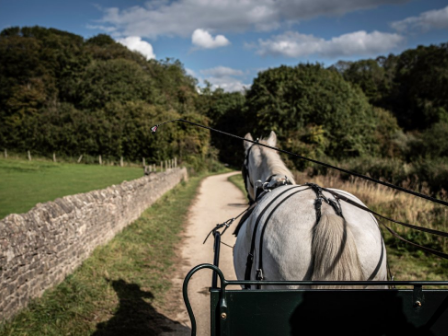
[293,171,448,282]
[294,170,448,254]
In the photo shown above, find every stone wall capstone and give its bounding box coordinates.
[0,167,188,321]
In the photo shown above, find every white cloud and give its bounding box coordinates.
[256,30,404,58]
[116,36,156,60]
[86,24,117,33]
[96,0,408,38]
[200,66,250,92]
[185,68,196,77]
[200,66,244,78]
[391,6,448,32]
[206,78,250,93]
[191,29,230,49]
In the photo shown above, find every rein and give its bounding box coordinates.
[152,119,448,275]
[151,118,448,208]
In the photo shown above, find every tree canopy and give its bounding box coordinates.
[0,26,208,166]
[1,26,446,170]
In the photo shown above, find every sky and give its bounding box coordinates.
[1,0,447,92]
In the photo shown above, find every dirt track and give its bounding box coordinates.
[160,171,246,336]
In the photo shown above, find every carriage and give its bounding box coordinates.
[183,263,448,335]
[181,131,448,336]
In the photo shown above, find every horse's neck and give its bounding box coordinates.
[261,154,296,184]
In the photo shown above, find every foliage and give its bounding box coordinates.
[0,26,208,165]
[199,88,247,167]
[243,63,397,170]
[339,43,448,132]
[341,59,389,105]
[392,44,448,130]
[1,26,447,188]
[74,59,158,109]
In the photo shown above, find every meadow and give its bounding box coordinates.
[0,158,143,220]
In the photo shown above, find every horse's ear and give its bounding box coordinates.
[244,133,253,151]
[266,131,277,147]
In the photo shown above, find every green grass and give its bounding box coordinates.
[0,173,205,336]
[0,158,143,219]
[228,173,248,201]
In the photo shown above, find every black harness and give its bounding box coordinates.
[241,144,389,288]
[228,141,447,288]
[242,142,293,205]
[241,142,259,205]
[242,183,347,289]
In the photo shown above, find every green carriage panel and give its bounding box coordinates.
[184,264,448,336]
[210,289,448,336]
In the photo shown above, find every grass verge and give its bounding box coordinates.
[0,158,143,219]
[0,173,205,336]
[228,173,246,200]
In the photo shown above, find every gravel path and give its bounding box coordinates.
[160,171,246,336]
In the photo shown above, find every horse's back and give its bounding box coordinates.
[233,184,388,286]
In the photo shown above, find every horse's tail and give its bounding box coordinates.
[310,214,364,289]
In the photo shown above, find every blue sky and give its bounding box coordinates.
[1,0,447,91]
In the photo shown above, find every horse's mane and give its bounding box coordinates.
[259,138,296,184]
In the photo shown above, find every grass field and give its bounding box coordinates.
[0,172,205,335]
[0,158,144,220]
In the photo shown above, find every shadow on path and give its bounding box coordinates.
[92,279,190,336]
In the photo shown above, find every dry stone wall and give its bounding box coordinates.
[0,167,188,321]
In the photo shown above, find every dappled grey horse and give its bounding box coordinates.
[233,131,388,289]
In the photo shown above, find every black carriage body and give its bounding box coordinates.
[184,264,448,336]
[210,288,448,336]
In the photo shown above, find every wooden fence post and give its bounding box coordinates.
[120,156,124,167]
[160,161,163,171]
[77,155,83,163]
[99,155,102,165]
[27,151,31,161]
[53,152,56,162]
[143,158,146,167]
[174,157,177,167]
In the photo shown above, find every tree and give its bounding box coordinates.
[75,59,158,109]
[244,63,390,167]
[392,44,448,130]
[343,59,387,106]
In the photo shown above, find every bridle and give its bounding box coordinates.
[242,141,293,206]
[242,142,258,205]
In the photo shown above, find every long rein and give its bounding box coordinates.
[152,119,448,259]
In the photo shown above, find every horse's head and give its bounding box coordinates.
[243,131,294,203]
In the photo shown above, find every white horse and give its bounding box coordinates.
[233,131,388,288]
